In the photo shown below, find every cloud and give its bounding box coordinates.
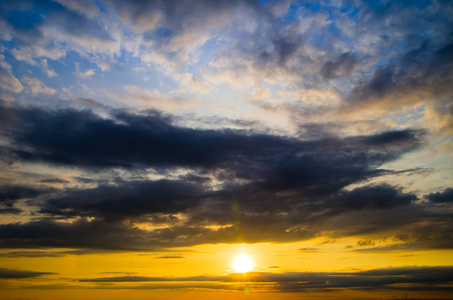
[156,255,185,259]
[0,219,164,251]
[0,268,56,279]
[41,59,57,78]
[106,0,260,73]
[0,250,87,258]
[75,63,96,79]
[22,75,56,95]
[0,0,118,70]
[40,180,203,221]
[298,248,318,252]
[10,45,66,65]
[76,266,453,292]
[2,0,451,128]
[321,52,358,79]
[176,73,213,95]
[0,185,45,214]
[327,184,417,210]
[2,104,423,174]
[356,240,375,247]
[0,70,23,94]
[427,104,453,134]
[0,182,434,250]
[121,84,195,110]
[0,103,439,249]
[108,0,255,35]
[198,0,453,128]
[426,188,453,203]
[0,185,43,201]
[39,178,70,184]
[349,43,452,105]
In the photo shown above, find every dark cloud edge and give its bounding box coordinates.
[71,266,453,293]
[0,268,56,279]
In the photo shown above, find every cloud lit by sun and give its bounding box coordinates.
[232,253,254,273]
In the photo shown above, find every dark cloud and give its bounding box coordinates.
[6,106,300,169]
[0,207,22,214]
[2,104,423,177]
[73,176,98,184]
[156,255,185,259]
[0,103,435,249]
[349,40,453,105]
[298,248,318,252]
[353,223,453,253]
[40,180,203,221]
[0,250,101,258]
[321,52,358,79]
[100,272,138,275]
[426,188,453,203]
[0,268,56,279]
[39,178,70,184]
[350,66,396,102]
[348,1,453,102]
[356,240,375,247]
[79,275,222,282]
[0,219,163,251]
[328,184,417,210]
[0,183,429,250]
[0,185,44,214]
[76,266,453,292]
[250,25,304,71]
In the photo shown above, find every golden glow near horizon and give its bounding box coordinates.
[0,241,453,300]
[232,253,254,273]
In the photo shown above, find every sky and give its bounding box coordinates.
[0,0,452,299]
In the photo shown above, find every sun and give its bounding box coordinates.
[232,253,254,273]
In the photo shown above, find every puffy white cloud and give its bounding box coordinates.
[22,75,56,95]
[0,71,23,94]
[75,63,96,79]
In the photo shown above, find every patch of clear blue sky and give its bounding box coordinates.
[6,8,43,30]
[94,0,109,14]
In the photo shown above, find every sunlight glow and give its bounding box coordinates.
[232,253,254,273]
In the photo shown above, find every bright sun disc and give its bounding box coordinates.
[232,253,254,273]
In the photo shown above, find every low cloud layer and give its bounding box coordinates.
[77,266,453,292]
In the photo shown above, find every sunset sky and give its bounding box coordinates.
[0,0,452,299]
